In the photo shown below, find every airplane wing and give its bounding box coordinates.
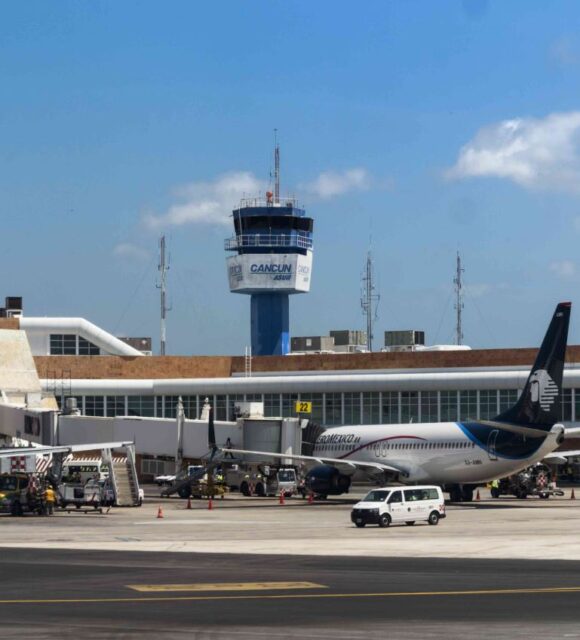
[544,450,580,464]
[0,441,133,458]
[221,448,404,475]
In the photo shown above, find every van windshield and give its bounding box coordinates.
[362,490,390,502]
[278,470,296,482]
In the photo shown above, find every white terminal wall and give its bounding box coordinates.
[20,318,143,357]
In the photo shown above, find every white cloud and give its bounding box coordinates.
[113,243,150,261]
[144,172,264,229]
[447,112,580,193]
[549,260,576,278]
[303,168,371,199]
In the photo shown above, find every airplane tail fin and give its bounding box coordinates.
[494,302,571,429]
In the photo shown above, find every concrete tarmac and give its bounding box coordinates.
[2,487,580,560]
[1,549,580,639]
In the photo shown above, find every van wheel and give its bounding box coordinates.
[378,514,391,528]
[405,521,415,526]
[10,501,23,517]
[255,483,265,497]
[355,522,365,528]
[428,511,440,526]
[240,482,251,497]
[178,486,192,499]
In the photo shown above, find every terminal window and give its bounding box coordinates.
[50,334,76,355]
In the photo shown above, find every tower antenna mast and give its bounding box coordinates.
[453,251,464,346]
[361,250,380,351]
[157,235,171,355]
[274,129,280,204]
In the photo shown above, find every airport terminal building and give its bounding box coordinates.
[3,311,580,429]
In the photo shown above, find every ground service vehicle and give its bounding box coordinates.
[351,486,446,528]
[62,460,109,483]
[491,463,563,499]
[226,464,298,497]
[0,473,32,516]
[60,481,103,509]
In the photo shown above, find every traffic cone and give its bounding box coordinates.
[208,497,213,510]
[308,493,314,504]
[186,496,192,510]
[571,488,576,500]
[476,489,481,501]
[279,490,285,505]
[156,506,164,519]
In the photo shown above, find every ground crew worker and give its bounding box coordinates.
[44,484,56,515]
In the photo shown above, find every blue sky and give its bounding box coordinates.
[2,0,580,354]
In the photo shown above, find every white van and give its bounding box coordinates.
[351,486,446,528]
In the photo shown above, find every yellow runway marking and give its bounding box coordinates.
[127,581,326,592]
[0,585,580,605]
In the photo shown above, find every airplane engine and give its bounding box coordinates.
[306,465,351,496]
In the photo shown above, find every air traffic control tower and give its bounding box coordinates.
[225,145,314,356]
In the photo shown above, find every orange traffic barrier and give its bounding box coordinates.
[208,497,213,510]
[279,490,285,505]
[476,489,481,501]
[308,493,314,504]
[156,506,164,519]
[571,489,576,500]
[186,496,192,510]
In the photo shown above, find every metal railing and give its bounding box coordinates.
[237,196,300,209]
[224,233,313,251]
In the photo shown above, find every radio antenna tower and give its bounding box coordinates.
[273,129,280,204]
[453,251,464,346]
[361,250,380,351]
[156,235,171,355]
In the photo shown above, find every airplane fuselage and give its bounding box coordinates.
[313,421,562,485]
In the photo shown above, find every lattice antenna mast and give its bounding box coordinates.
[360,250,380,351]
[156,235,171,355]
[453,251,464,346]
[274,129,280,204]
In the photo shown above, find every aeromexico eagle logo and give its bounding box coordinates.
[529,369,558,411]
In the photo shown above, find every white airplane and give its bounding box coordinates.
[224,302,580,502]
